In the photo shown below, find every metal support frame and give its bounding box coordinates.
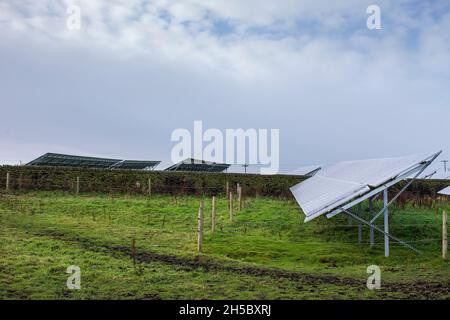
[369,198,375,248]
[342,208,421,254]
[357,203,362,244]
[326,152,441,255]
[384,189,389,257]
[369,163,429,224]
[342,186,417,255]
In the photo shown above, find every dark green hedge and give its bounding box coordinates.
[1,166,448,199]
[0,166,304,197]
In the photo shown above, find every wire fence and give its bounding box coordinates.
[0,195,445,249]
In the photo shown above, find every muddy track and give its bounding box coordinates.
[7,224,450,299]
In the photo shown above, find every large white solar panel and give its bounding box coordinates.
[438,186,450,196]
[291,152,440,222]
[291,165,322,176]
[419,168,450,180]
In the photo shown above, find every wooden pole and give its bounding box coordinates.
[229,191,234,222]
[226,181,229,200]
[76,177,80,195]
[148,178,152,196]
[237,184,242,212]
[443,210,448,260]
[197,201,204,252]
[131,238,136,271]
[211,196,216,233]
[6,172,10,191]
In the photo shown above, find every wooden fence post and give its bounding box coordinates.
[198,201,204,252]
[226,181,229,199]
[76,177,80,195]
[6,172,10,191]
[131,238,137,271]
[444,210,448,260]
[148,178,152,196]
[237,184,242,211]
[229,192,234,222]
[211,196,216,233]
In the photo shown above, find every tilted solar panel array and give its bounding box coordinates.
[290,152,440,222]
[26,153,160,170]
[165,158,230,172]
[438,186,450,196]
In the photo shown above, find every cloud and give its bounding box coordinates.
[0,0,449,171]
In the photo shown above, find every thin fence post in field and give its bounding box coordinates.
[76,176,80,195]
[443,210,448,260]
[237,184,242,212]
[6,172,10,191]
[211,196,216,233]
[227,182,230,209]
[226,181,229,200]
[131,238,137,271]
[148,178,152,196]
[197,201,204,253]
[229,191,234,222]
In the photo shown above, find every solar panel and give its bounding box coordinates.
[291,165,322,177]
[419,168,450,180]
[110,160,160,170]
[165,158,230,172]
[438,186,450,196]
[27,153,120,168]
[26,153,160,170]
[290,152,440,222]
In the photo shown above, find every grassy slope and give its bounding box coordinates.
[0,191,448,299]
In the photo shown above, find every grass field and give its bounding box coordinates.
[0,190,448,300]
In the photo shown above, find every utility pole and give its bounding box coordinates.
[242,163,249,174]
[441,160,448,172]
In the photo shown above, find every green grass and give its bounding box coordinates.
[0,190,448,300]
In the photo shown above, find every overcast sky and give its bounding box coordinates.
[0,0,449,173]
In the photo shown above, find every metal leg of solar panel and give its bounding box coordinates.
[342,208,421,254]
[358,203,362,244]
[369,198,375,248]
[358,224,362,244]
[384,189,389,257]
